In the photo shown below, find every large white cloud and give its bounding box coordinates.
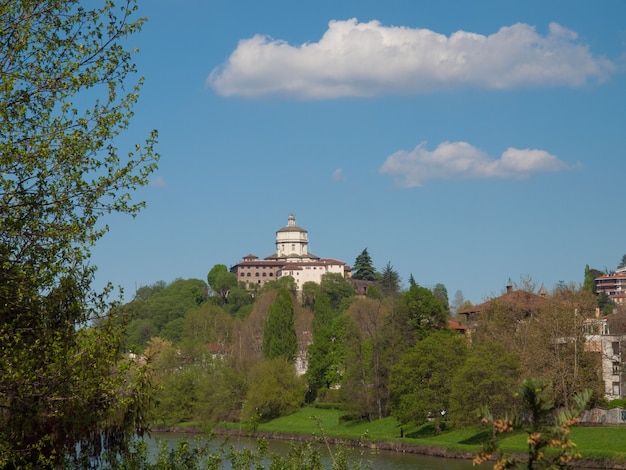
[379,141,573,187]
[208,19,614,99]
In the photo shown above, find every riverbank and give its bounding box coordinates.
[152,406,626,469]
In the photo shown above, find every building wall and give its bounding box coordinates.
[585,330,625,400]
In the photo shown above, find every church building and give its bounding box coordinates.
[230,214,349,291]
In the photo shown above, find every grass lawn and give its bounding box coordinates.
[251,406,626,463]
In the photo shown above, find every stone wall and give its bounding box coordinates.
[579,407,626,425]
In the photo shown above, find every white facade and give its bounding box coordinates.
[584,314,626,400]
[275,214,311,260]
[277,259,346,291]
[231,215,347,292]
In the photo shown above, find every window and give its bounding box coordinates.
[255,272,259,277]
[262,272,266,277]
[613,362,621,375]
[613,342,620,356]
[269,273,273,277]
[613,382,621,397]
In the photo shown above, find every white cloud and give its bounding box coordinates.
[332,168,345,181]
[379,141,573,187]
[208,19,614,99]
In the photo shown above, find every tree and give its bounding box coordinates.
[619,254,626,270]
[432,283,450,311]
[242,358,306,424]
[389,329,468,429]
[0,1,157,467]
[352,248,377,281]
[207,264,238,304]
[583,264,604,293]
[262,288,298,361]
[398,284,448,339]
[379,262,401,298]
[307,293,349,398]
[341,298,395,420]
[450,289,466,315]
[449,341,521,427]
[319,273,355,311]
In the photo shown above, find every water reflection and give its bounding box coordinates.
[147,432,475,469]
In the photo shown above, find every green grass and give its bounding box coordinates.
[249,407,626,463]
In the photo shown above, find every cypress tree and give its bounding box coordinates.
[262,288,297,361]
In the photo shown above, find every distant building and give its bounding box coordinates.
[457,284,549,334]
[583,310,626,400]
[595,267,626,306]
[230,214,349,291]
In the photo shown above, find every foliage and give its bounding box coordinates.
[583,265,604,293]
[397,284,448,339]
[262,275,297,296]
[179,303,234,362]
[450,290,466,314]
[262,287,298,361]
[0,0,157,466]
[432,283,450,311]
[319,273,356,311]
[351,248,377,281]
[302,281,321,307]
[474,378,592,469]
[122,278,208,351]
[473,288,603,408]
[379,262,401,298]
[389,329,468,428]
[449,341,521,427]
[341,299,394,421]
[242,358,306,425]
[207,264,238,304]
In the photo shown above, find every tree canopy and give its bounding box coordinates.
[0,0,157,466]
[352,248,377,281]
[262,288,298,361]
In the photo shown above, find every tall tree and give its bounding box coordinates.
[450,289,466,315]
[352,248,377,281]
[390,329,468,428]
[380,262,401,298]
[432,283,450,311]
[583,264,604,293]
[398,284,448,339]
[207,264,238,304]
[262,287,298,361]
[0,0,157,467]
[449,341,521,427]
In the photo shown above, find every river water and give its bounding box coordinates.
[148,432,475,469]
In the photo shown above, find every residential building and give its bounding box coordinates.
[457,284,549,334]
[595,267,626,306]
[230,214,349,291]
[583,311,626,400]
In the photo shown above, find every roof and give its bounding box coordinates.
[448,320,466,332]
[276,214,308,233]
[458,287,549,317]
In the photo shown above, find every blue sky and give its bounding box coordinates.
[91,0,626,305]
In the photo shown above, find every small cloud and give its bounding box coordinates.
[149,175,167,188]
[332,168,345,181]
[379,141,574,188]
[208,19,614,99]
